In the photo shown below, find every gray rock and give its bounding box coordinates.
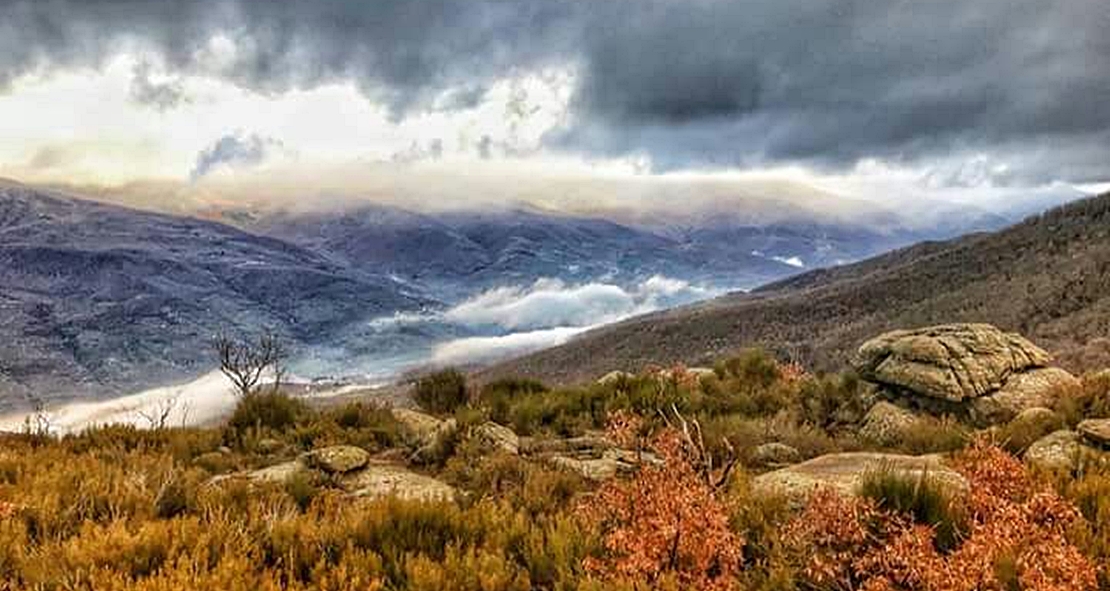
[1078,418,1110,447]
[303,445,370,474]
[597,370,635,385]
[859,402,921,445]
[752,452,967,505]
[340,462,457,502]
[970,368,1079,424]
[1024,430,1086,472]
[545,455,622,481]
[472,421,520,455]
[855,324,1052,402]
[247,460,312,484]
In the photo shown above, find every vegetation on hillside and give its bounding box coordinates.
[1,351,1109,589]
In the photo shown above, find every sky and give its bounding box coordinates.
[0,0,1107,207]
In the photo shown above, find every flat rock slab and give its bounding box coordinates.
[340,462,457,502]
[855,323,1051,402]
[753,452,967,504]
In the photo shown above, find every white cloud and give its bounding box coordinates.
[431,326,587,367]
[443,276,711,331]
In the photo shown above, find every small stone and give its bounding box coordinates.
[1024,430,1086,472]
[472,421,520,455]
[859,402,921,445]
[1078,418,1110,447]
[747,442,802,468]
[256,438,284,455]
[303,445,370,474]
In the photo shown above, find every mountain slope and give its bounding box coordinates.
[483,192,1110,384]
[0,184,427,413]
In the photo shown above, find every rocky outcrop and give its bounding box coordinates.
[303,446,370,474]
[752,452,967,504]
[227,451,456,502]
[854,324,1075,424]
[859,402,921,445]
[597,371,634,385]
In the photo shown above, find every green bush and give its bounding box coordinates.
[227,391,309,436]
[414,369,470,415]
[859,465,968,551]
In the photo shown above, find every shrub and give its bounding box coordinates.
[859,465,968,551]
[1053,372,1110,426]
[578,414,744,590]
[226,391,308,435]
[414,369,470,415]
[896,415,971,455]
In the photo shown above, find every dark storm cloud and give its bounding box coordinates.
[190,133,282,180]
[0,0,1107,182]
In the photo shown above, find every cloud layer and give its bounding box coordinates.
[0,0,1107,182]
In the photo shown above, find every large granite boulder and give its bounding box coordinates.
[247,459,313,484]
[854,324,1075,424]
[856,324,1051,402]
[392,408,458,461]
[752,452,967,504]
[303,446,370,474]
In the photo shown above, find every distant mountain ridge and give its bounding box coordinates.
[0,184,428,413]
[483,192,1110,384]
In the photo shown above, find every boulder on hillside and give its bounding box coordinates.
[854,324,1076,424]
[1024,430,1086,472]
[752,452,967,505]
[247,459,312,484]
[303,445,370,474]
[859,402,922,445]
[597,370,634,385]
[855,324,1052,403]
[391,408,457,461]
[472,421,520,455]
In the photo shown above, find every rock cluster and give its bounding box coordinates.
[854,323,1078,424]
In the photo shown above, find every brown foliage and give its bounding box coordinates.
[578,412,743,590]
[786,441,1098,591]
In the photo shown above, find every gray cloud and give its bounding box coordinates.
[0,0,1107,182]
[190,133,282,180]
[129,61,189,111]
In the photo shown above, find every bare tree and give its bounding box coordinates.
[658,404,738,492]
[22,394,54,438]
[214,330,287,398]
[136,394,182,430]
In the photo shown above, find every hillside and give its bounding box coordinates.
[0,184,427,413]
[484,192,1110,383]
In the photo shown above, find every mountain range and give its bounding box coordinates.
[484,192,1110,384]
[0,178,1082,414]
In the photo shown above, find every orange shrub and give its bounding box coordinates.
[786,441,1098,591]
[578,412,743,590]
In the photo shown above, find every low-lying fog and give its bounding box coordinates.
[0,275,720,434]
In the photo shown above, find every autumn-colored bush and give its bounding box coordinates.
[578,412,743,590]
[786,441,1098,591]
